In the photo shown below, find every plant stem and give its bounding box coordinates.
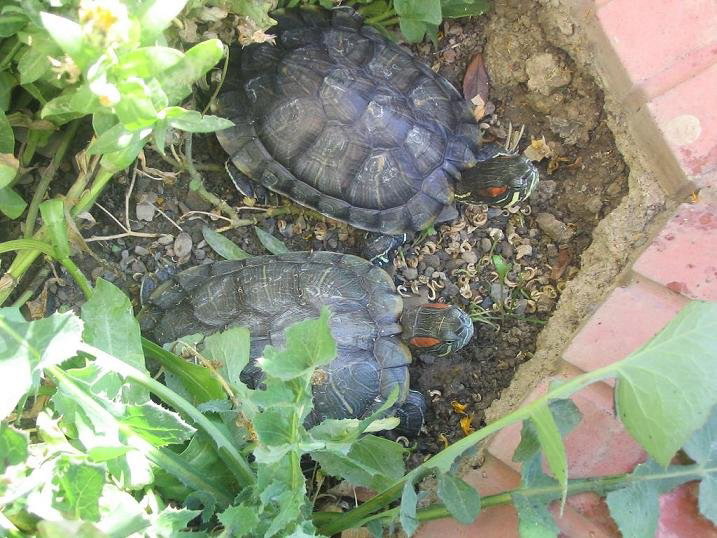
[24,121,80,238]
[78,342,256,487]
[366,8,397,24]
[315,366,615,536]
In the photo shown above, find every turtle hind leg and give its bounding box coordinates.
[393,390,427,438]
[225,159,276,206]
[361,232,411,268]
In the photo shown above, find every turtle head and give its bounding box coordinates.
[402,303,474,356]
[457,146,539,208]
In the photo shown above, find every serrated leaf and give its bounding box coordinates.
[96,484,150,536]
[312,435,406,491]
[436,472,481,524]
[0,186,26,218]
[254,226,289,255]
[151,506,201,537]
[217,504,260,537]
[614,301,717,465]
[0,424,28,471]
[82,279,148,404]
[261,308,336,380]
[53,458,105,521]
[203,325,250,389]
[202,226,251,261]
[514,399,581,463]
[120,400,195,446]
[683,405,717,524]
[0,309,83,418]
[400,480,419,537]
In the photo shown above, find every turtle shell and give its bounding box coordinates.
[215,7,482,234]
[140,251,412,425]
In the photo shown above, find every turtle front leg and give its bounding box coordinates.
[393,390,427,438]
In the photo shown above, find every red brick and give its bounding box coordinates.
[596,0,717,100]
[657,483,717,537]
[645,63,717,176]
[563,278,689,376]
[633,202,717,300]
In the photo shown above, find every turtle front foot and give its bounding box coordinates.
[393,390,427,438]
[362,233,409,268]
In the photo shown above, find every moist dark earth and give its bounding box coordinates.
[3,1,628,464]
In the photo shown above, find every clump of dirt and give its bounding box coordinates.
[11,0,639,466]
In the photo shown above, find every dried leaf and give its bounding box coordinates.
[463,53,490,103]
[451,400,468,414]
[523,136,553,162]
[550,247,572,281]
[459,415,475,435]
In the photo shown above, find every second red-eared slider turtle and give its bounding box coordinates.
[140,251,474,435]
[214,7,539,261]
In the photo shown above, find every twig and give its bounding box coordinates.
[85,232,160,243]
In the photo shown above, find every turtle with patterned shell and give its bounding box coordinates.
[214,6,539,261]
[140,251,474,436]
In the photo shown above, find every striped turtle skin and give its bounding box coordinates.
[140,251,474,435]
[215,7,538,236]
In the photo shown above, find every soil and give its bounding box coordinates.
[4,0,668,472]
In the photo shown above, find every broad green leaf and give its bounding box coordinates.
[115,47,184,79]
[261,308,336,380]
[0,186,26,218]
[152,506,201,537]
[614,301,717,465]
[161,39,224,105]
[99,130,151,173]
[254,226,289,255]
[203,325,251,389]
[42,86,98,121]
[36,520,104,538]
[165,108,234,133]
[0,12,27,37]
[0,72,14,112]
[253,407,293,457]
[40,13,85,64]
[683,405,717,524]
[513,492,560,538]
[606,459,686,538]
[514,399,581,463]
[395,0,442,24]
[217,504,260,538]
[0,424,28,471]
[400,480,419,537]
[120,400,195,446]
[82,279,148,403]
[18,46,51,85]
[441,0,490,18]
[53,458,105,521]
[88,123,144,156]
[138,0,190,43]
[530,404,568,508]
[312,435,406,491]
[0,153,18,190]
[397,18,429,43]
[202,225,251,261]
[115,79,159,131]
[436,472,481,524]
[0,111,13,153]
[96,484,150,537]
[0,310,83,413]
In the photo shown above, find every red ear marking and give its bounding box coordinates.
[422,303,450,309]
[409,336,442,348]
[479,185,508,197]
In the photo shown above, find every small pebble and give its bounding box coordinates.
[173,232,193,258]
[461,250,478,264]
[134,245,150,256]
[136,201,156,221]
[158,234,174,245]
[403,267,418,280]
[535,212,574,243]
[194,249,206,260]
[480,238,492,253]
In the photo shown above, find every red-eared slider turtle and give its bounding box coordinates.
[214,7,539,262]
[140,251,474,435]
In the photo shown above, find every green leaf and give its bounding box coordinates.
[395,0,442,42]
[53,458,105,521]
[138,0,190,43]
[39,199,70,258]
[217,504,260,537]
[436,472,481,524]
[261,308,336,380]
[400,480,419,537]
[0,110,13,153]
[254,226,289,255]
[161,39,224,105]
[82,279,149,403]
[39,13,85,65]
[312,435,406,491]
[18,46,51,85]
[0,186,26,218]
[152,506,202,537]
[492,254,510,282]
[0,71,16,112]
[115,47,184,79]
[614,301,717,465]
[0,424,28,472]
[513,491,560,538]
[115,78,160,131]
[683,405,717,524]
[0,153,19,190]
[203,325,251,389]
[441,0,490,18]
[42,86,98,122]
[202,225,251,260]
[97,485,150,536]
[530,403,568,508]
[88,123,146,156]
[514,399,581,463]
[164,107,234,133]
[120,400,195,446]
[0,12,27,37]
[0,309,83,418]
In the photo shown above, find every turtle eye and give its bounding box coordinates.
[477,185,508,198]
[409,336,442,349]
